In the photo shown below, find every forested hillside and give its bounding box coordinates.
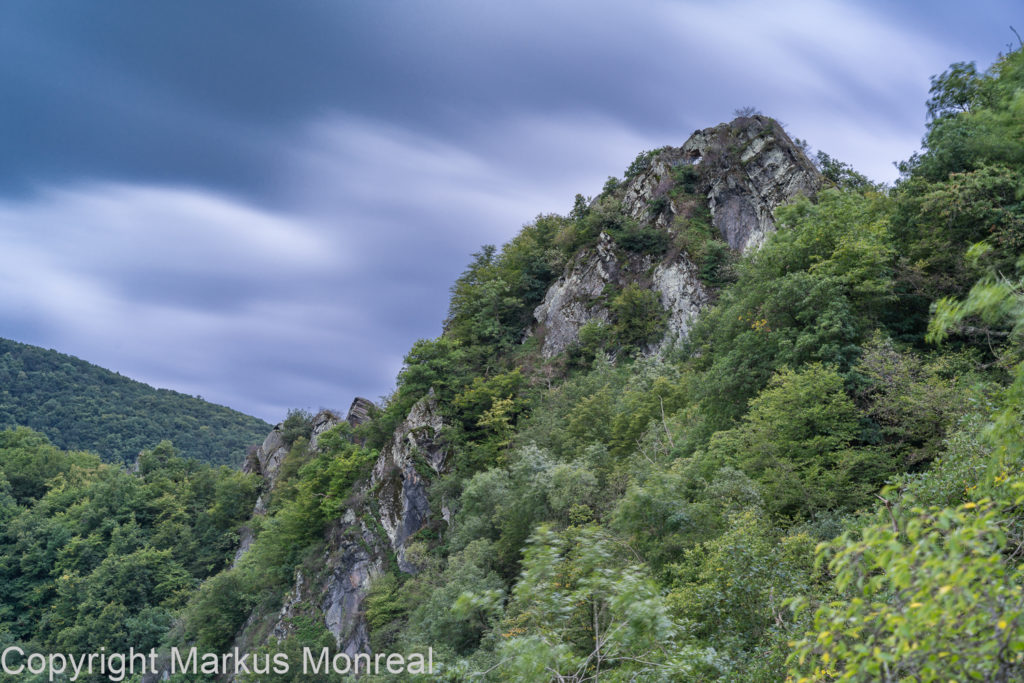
[0,430,259,660]
[0,338,271,465]
[1,45,1022,682]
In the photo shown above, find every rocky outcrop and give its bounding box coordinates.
[266,508,389,656]
[242,429,286,505]
[531,115,820,357]
[241,410,341,498]
[247,392,447,654]
[532,242,709,357]
[533,233,654,357]
[621,156,681,229]
[234,410,342,565]
[371,390,447,572]
[234,429,289,564]
[653,255,710,341]
[679,115,821,252]
[346,397,375,427]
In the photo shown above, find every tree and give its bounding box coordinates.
[790,241,1024,681]
[478,524,724,681]
[705,364,888,518]
[926,61,981,119]
[611,284,667,354]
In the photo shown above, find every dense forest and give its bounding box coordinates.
[1,45,1022,681]
[0,338,271,466]
[0,430,259,672]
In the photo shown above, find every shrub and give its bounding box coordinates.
[611,284,667,353]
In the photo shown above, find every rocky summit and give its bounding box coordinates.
[532,115,821,357]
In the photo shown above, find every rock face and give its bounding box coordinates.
[680,115,821,252]
[346,396,375,427]
[532,115,820,357]
[371,390,447,572]
[241,392,447,656]
[242,409,342,503]
[234,410,342,566]
[653,256,709,341]
[265,507,389,656]
[533,233,655,357]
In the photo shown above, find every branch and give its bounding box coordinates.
[874,493,900,536]
[659,395,676,450]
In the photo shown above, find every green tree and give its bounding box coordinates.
[479,524,724,681]
[611,284,668,354]
[705,364,889,518]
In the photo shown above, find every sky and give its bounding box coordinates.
[0,1,1020,422]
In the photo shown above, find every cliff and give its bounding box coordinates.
[232,393,447,657]
[532,115,821,357]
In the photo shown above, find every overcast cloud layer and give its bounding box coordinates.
[0,0,1019,422]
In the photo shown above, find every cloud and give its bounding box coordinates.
[0,0,1016,425]
[0,184,346,419]
[0,110,664,421]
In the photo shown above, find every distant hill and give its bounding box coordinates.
[0,337,271,466]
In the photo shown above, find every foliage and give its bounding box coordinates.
[445,214,567,352]
[184,569,258,651]
[613,457,761,574]
[624,149,659,179]
[686,189,895,431]
[815,151,878,193]
[927,61,983,119]
[704,364,891,519]
[280,409,315,447]
[790,178,1024,680]
[482,524,724,681]
[667,510,815,651]
[610,284,667,354]
[0,337,270,466]
[852,333,972,466]
[789,497,1024,681]
[0,431,258,653]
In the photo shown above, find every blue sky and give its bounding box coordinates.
[0,0,1019,421]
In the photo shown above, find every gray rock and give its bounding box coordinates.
[346,397,375,427]
[371,390,447,572]
[263,510,388,655]
[680,115,821,253]
[532,232,620,357]
[233,411,341,566]
[532,233,656,357]
[652,255,710,342]
[244,391,448,655]
[309,409,341,450]
[531,115,821,357]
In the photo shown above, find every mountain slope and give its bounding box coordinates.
[188,46,1024,682]
[0,337,271,465]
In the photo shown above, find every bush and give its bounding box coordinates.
[280,409,314,447]
[611,284,667,353]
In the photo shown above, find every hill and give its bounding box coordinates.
[183,46,1023,680]
[0,337,271,465]
[0,44,1022,682]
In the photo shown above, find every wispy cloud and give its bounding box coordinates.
[0,0,1015,423]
